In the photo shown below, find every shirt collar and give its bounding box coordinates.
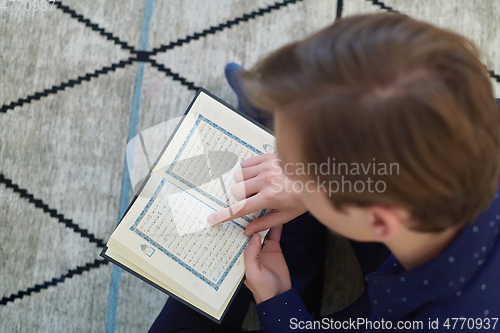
[366,190,500,320]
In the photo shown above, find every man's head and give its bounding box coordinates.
[241,13,500,236]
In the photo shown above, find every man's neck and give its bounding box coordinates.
[387,225,462,270]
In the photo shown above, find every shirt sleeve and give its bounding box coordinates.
[256,288,319,333]
[256,289,373,333]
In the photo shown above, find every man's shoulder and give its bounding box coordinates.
[414,240,500,321]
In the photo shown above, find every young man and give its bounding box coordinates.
[150,13,500,332]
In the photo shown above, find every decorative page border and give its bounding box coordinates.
[166,114,265,222]
[130,178,248,290]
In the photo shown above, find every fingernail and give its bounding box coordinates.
[207,214,216,225]
[251,234,260,243]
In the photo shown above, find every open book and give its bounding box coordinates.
[101,89,275,323]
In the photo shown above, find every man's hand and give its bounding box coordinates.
[244,225,291,304]
[207,154,307,236]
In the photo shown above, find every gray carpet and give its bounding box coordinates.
[1,0,499,332]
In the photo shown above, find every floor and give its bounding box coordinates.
[1,0,499,332]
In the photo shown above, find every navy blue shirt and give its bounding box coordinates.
[257,189,500,332]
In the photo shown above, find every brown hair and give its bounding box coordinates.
[241,13,500,231]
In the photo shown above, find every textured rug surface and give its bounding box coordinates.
[1,0,499,332]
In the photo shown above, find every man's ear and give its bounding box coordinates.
[366,205,404,241]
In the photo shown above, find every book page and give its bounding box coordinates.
[155,114,265,222]
[131,178,248,290]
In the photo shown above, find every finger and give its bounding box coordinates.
[233,164,263,183]
[231,176,262,201]
[244,210,296,236]
[241,153,276,168]
[267,224,283,242]
[207,193,267,225]
[244,234,262,274]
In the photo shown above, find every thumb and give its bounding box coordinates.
[244,234,262,274]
